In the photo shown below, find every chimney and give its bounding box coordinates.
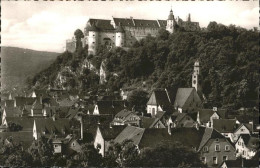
[14,99,17,107]
[195,122,199,130]
[249,121,254,132]
[168,123,172,135]
[213,107,217,112]
[80,117,83,140]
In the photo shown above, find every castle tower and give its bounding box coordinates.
[88,24,99,55]
[115,22,125,47]
[166,8,176,33]
[192,60,200,91]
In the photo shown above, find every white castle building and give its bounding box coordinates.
[66,9,200,55]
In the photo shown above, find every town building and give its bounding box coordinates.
[235,134,259,159]
[66,9,200,54]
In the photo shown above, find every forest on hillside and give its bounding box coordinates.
[31,22,259,109]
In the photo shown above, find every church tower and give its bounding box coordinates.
[166,8,176,33]
[192,60,200,91]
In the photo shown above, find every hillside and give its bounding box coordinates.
[31,22,259,109]
[1,47,59,91]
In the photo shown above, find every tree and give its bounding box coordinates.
[0,137,32,166]
[73,143,103,167]
[127,89,149,112]
[104,139,139,167]
[137,142,205,167]
[28,136,54,166]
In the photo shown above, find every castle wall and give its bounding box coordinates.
[99,32,116,46]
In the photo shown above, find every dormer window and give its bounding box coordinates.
[203,146,208,152]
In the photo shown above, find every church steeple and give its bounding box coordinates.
[166,7,175,34]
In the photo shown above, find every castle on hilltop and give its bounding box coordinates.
[66,9,200,55]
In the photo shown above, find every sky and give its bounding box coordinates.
[1,1,259,52]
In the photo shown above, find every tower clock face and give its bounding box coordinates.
[193,80,196,84]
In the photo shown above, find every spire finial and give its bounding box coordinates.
[170,5,173,12]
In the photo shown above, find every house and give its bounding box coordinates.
[111,109,140,126]
[212,119,237,140]
[197,127,236,167]
[220,158,259,168]
[146,89,172,116]
[235,134,259,159]
[53,138,63,154]
[168,112,196,128]
[174,88,202,113]
[32,118,71,140]
[140,117,166,128]
[114,126,145,146]
[92,100,126,116]
[120,89,130,100]
[1,107,22,126]
[232,123,253,142]
[197,108,227,128]
[94,125,126,156]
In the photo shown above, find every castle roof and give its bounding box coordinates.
[168,9,174,20]
[88,19,114,31]
[115,24,125,32]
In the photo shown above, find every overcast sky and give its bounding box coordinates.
[2,1,258,52]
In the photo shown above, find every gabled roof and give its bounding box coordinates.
[174,88,201,108]
[113,18,135,27]
[239,134,259,151]
[15,97,36,107]
[5,100,15,107]
[99,125,126,141]
[133,19,159,28]
[141,117,160,128]
[32,99,43,110]
[147,89,171,106]
[198,109,215,123]
[5,117,34,131]
[157,20,167,27]
[139,127,205,150]
[3,107,22,117]
[114,109,134,120]
[34,118,70,135]
[88,19,115,31]
[95,100,126,115]
[154,111,166,120]
[213,119,237,133]
[198,127,224,151]
[114,126,145,145]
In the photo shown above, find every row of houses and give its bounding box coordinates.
[1,61,259,167]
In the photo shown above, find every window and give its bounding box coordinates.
[92,42,95,44]
[54,144,58,148]
[238,142,241,145]
[242,150,245,155]
[215,145,220,151]
[215,138,219,142]
[93,34,95,37]
[203,146,208,152]
[201,157,206,164]
[72,143,75,147]
[223,156,228,161]
[213,157,217,164]
[225,145,230,151]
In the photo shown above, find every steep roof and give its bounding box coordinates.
[96,100,126,115]
[88,19,114,31]
[3,107,22,117]
[139,127,205,150]
[113,18,135,27]
[240,134,259,151]
[5,117,34,131]
[114,126,145,145]
[99,125,126,141]
[34,118,70,135]
[5,100,15,107]
[58,98,76,107]
[213,119,237,133]
[198,109,215,123]
[157,20,167,27]
[174,88,200,108]
[15,97,36,107]
[141,117,160,128]
[147,89,171,106]
[198,127,224,151]
[114,109,134,120]
[66,107,80,119]
[133,19,159,28]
